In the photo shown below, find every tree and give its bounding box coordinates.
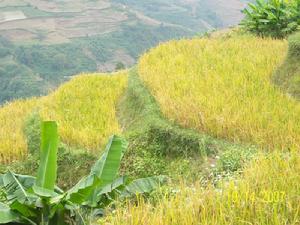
[241,0,300,38]
[115,62,125,71]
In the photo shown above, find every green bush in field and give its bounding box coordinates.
[115,62,126,71]
[241,0,300,38]
[216,146,257,174]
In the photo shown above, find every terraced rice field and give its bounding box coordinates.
[138,36,300,151]
[0,71,127,163]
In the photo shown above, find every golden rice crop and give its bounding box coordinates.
[105,151,300,225]
[0,72,127,163]
[138,36,300,150]
[0,99,38,164]
[40,72,127,151]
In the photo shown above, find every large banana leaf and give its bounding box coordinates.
[0,173,33,189]
[121,176,167,198]
[91,135,127,184]
[0,202,20,224]
[66,174,100,204]
[97,176,127,196]
[92,176,166,209]
[34,121,58,196]
[95,177,128,209]
[66,136,127,206]
[1,171,37,204]
[0,171,38,218]
[86,136,127,206]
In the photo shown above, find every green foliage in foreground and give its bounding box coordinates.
[0,121,165,224]
[18,112,97,190]
[241,0,300,38]
[273,32,300,99]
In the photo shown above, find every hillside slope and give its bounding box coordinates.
[0,32,299,224]
[138,35,300,150]
[105,34,300,225]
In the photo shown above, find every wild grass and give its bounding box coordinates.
[104,151,300,225]
[138,36,300,150]
[0,72,127,163]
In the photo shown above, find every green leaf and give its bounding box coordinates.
[66,174,101,204]
[66,136,128,205]
[10,200,37,218]
[2,171,37,204]
[86,136,127,206]
[91,135,128,185]
[0,202,20,223]
[0,174,3,187]
[34,121,59,195]
[259,19,270,23]
[121,176,167,198]
[97,176,127,196]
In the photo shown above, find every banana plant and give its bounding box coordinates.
[0,121,166,225]
[241,0,300,38]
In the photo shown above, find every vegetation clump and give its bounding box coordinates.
[0,122,165,224]
[241,0,300,38]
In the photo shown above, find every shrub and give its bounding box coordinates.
[115,62,126,71]
[215,146,257,174]
[241,0,300,38]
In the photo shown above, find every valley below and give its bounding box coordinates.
[0,0,247,103]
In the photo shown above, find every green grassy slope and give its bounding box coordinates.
[118,69,257,180]
[273,32,300,100]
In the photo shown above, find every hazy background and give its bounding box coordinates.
[0,0,249,103]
